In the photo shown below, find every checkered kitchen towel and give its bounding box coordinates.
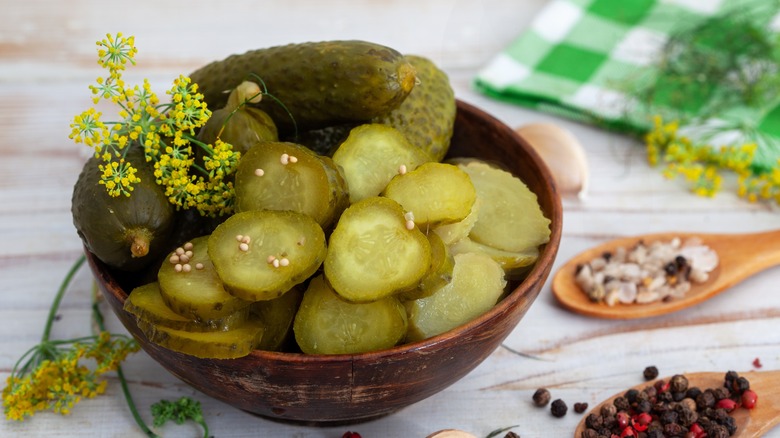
[475,0,780,144]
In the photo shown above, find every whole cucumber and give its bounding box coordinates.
[189,40,417,132]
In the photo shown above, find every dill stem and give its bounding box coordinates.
[41,255,86,343]
[90,282,160,438]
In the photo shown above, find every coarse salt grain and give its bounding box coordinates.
[574,238,718,306]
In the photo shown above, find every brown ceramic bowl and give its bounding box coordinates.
[87,99,563,424]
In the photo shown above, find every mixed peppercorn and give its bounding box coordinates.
[581,370,758,438]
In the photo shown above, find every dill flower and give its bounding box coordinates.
[644,115,780,203]
[69,33,242,217]
[1,257,139,422]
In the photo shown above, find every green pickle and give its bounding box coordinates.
[293,275,408,355]
[125,282,248,332]
[406,252,507,342]
[208,210,327,301]
[399,231,454,301]
[234,141,349,230]
[196,81,278,155]
[383,162,476,227]
[136,318,265,359]
[157,236,251,321]
[449,237,539,277]
[457,160,551,253]
[189,40,417,132]
[332,124,431,204]
[432,197,481,245]
[373,55,456,161]
[250,286,303,351]
[324,197,431,303]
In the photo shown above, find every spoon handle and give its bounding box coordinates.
[705,229,780,290]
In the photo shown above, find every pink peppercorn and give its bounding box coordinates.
[741,389,758,409]
[342,432,361,438]
[716,398,738,412]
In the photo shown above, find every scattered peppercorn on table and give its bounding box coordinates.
[2,1,780,437]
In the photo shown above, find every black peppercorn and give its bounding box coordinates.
[625,388,639,403]
[550,399,567,418]
[646,430,665,438]
[670,374,689,393]
[664,261,678,275]
[663,422,684,436]
[503,432,520,438]
[660,409,678,425]
[672,391,686,402]
[636,399,653,413]
[573,402,588,414]
[708,424,729,438]
[600,403,617,417]
[713,387,730,401]
[581,430,599,438]
[721,415,737,435]
[643,366,659,381]
[733,376,750,393]
[658,391,674,403]
[614,396,630,412]
[696,390,716,409]
[585,413,603,429]
[532,388,551,407]
[686,386,702,400]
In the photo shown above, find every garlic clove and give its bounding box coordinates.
[426,430,479,438]
[515,123,589,199]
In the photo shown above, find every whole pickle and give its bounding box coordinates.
[373,55,456,161]
[189,40,417,132]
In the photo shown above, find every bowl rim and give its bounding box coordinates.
[95,98,563,364]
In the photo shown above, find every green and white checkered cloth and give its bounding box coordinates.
[474,0,780,156]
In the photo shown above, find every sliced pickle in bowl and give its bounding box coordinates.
[405,251,507,342]
[124,282,248,332]
[383,162,476,227]
[157,236,251,321]
[234,141,348,230]
[250,285,303,351]
[208,210,327,301]
[293,275,408,355]
[457,159,551,253]
[332,124,431,204]
[324,196,431,303]
[136,318,265,359]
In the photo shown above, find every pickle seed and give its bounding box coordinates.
[272,258,280,268]
[404,211,416,230]
[175,247,185,256]
[254,168,265,177]
[279,258,290,267]
[399,164,407,175]
[169,255,180,264]
[235,234,244,242]
[239,243,250,252]
[174,263,183,272]
[182,263,192,273]
[179,254,190,263]
[195,263,204,270]
[267,255,277,264]
[183,242,194,251]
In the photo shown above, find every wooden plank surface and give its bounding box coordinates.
[1,1,779,436]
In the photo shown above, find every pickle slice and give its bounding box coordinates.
[405,251,507,342]
[457,160,551,253]
[293,275,407,355]
[136,318,264,359]
[157,236,251,321]
[324,197,431,302]
[208,210,327,301]
[234,141,349,230]
[125,282,248,332]
[250,285,303,351]
[383,162,476,226]
[332,124,431,204]
[399,231,454,301]
[449,237,539,275]
[433,197,481,245]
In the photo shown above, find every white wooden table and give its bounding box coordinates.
[2,1,779,436]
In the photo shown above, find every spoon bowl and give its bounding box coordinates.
[552,230,780,319]
[574,370,780,437]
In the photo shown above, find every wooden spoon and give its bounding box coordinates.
[552,230,780,319]
[574,370,780,437]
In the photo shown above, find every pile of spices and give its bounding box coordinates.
[574,237,718,306]
[580,371,758,438]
